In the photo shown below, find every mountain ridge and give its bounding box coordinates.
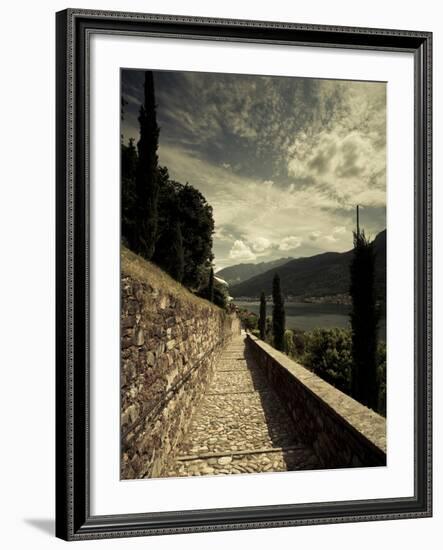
[229,230,386,300]
[216,257,293,286]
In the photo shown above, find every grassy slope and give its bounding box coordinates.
[121,246,220,311]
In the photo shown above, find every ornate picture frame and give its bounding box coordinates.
[55,9,432,541]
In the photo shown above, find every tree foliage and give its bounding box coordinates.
[272,273,285,351]
[376,342,386,416]
[153,179,214,289]
[207,268,214,303]
[121,73,215,293]
[265,316,273,343]
[294,327,386,415]
[238,309,258,331]
[213,284,228,309]
[152,176,183,281]
[157,217,184,283]
[349,230,379,410]
[178,184,214,289]
[303,328,353,394]
[283,329,295,357]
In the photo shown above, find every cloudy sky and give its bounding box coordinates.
[121,69,386,270]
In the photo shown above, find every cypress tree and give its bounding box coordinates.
[350,229,379,410]
[134,70,160,259]
[259,291,266,340]
[272,273,285,351]
[207,268,214,303]
[121,138,138,247]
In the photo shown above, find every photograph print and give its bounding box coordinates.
[120,68,387,480]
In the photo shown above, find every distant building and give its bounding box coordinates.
[214,275,228,287]
[214,275,234,303]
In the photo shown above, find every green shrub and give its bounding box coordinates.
[292,329,307,358]
[265,316,273,344]
[213,282,229,309]
[238,308,258,331]
[283,329,295,357]
[376,342,386,416]
[303,328,353,394]
[301,327,386,416]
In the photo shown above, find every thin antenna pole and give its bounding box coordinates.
[356,204,360,237]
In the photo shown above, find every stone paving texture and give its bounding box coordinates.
[164,333,321,477]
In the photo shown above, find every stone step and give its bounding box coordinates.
[177,444,312,461]
[206,389,271,396]
[167,447,320,477]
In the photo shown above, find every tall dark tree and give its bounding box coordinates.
[259,291,266,340]
[121,138,138,246]
[120,96,128,134]
[134,70,160,259]
[207,268,214,303]
[272,274,285,351]
[350,229,379,410]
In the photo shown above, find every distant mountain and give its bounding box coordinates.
[230,230,386,300]
[216,257,293,286]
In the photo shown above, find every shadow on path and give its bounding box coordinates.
[239,337,321,471]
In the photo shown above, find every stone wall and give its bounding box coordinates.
[121,248,240,479]
[246,334,386,468]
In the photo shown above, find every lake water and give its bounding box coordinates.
[234,301,386,341]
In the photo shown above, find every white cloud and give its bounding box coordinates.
[229,240,256,261]
[159,145,372,266]
[288,130,385,209]
[325,235,337,243]
[333,226,346,235]
[126,72,386,270]
[251,237,271,253]
[286,81,386,210]
[325,227,347,242]
[279,236,302,251]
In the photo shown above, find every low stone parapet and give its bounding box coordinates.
[246,334,386,469]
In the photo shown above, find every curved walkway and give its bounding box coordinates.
[164,333,320,477]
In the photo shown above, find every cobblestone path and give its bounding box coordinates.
[164,333,321,477]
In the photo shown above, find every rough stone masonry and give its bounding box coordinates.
[120,248,240,479]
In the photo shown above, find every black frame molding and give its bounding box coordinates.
[55,8,432,541]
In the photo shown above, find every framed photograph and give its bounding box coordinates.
[56,9,432,541]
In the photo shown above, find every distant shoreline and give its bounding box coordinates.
[233,293,352,306]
